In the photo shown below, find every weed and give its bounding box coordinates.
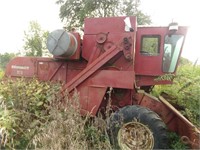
[168,132,189,149]
[152,64,200,127]
[0,78,112,149]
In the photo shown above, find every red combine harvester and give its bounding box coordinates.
[5,16,200,149]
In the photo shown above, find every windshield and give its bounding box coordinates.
[162,35,184,72]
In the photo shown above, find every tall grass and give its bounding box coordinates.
[152,64,200,127]
[0,78,111,149]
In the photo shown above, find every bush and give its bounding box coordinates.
[152,64,200,149]
[0,70,4,79]
[168,132,189,149]
[32,92,89,150]
[0,78,111,149]
[0,78,60,149]
[152,64,200,127]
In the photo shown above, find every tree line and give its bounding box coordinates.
[56,0,151,30]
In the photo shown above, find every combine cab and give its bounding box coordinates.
[5,16,200,149]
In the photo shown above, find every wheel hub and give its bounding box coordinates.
[117,121,154,150]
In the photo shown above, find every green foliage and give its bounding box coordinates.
[0,52,16,70]
[56,0,151,30]
[142,36,159,55]
[154,74,175,81]
[0,78,61,149]
[23,21,49,56]
[121,0,151,25]
[0,78,111,149]
[168,132,189,149]
[84,118,111,149]
[0,70,4,79]
[32,93,89,150]
[56,0,118,30]
[152,64,200,127]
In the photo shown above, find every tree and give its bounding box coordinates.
[23,21,49,56]
[120,0,151,25]
[0,52,16,70]
[56,0,151,30]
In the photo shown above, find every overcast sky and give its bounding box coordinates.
[0,0,199,63]
[0,0,62,54]
[141,0,200,63]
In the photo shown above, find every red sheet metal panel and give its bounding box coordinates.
[84,16,136,34]
[90,70,135,89]
[5,57,37,78]
[62,45,120,93]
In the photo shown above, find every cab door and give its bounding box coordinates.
[135,27,167,76]
[135,26,187,76]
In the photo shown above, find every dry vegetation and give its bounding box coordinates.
[0,78,111,149]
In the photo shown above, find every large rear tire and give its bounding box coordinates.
[108,105,168,149]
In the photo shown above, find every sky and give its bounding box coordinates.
[0,0,199,63]
[140,0,200,64]
[0,0,62,54]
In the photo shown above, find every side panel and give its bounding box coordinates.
[77,70,135,115]
[5,57,37,78]
[84,16,137,34]
[5,57,87,83]
[82,16,137,61]
[90,70,134,89]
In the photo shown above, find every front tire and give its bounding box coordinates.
[108,105,168,149]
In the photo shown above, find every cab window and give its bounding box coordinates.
[163,35,184,72]
[140,35,160,56]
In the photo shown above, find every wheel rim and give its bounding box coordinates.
[117,121,154,150]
